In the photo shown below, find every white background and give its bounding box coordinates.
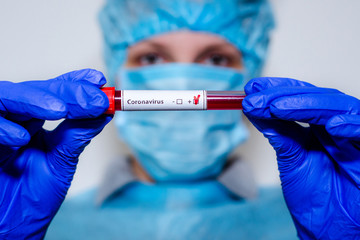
[1,0,360,196]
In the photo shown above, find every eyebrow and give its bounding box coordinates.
[141,41,171,52]
[144,40,238,53]
[202,43,240,53]
[194,43,241,61]
[138,41,174,60]
[132,39,241,62]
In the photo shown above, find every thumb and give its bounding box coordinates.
[45,115,112,181]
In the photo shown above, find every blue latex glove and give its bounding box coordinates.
[242,77,360,239]
[0,69,112,239]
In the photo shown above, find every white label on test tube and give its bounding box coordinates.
[122,90,206,111]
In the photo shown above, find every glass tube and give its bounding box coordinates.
[101,88,245,114]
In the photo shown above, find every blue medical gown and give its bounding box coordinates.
[46,181,297,240]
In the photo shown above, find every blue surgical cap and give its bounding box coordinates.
[99,0,275,85]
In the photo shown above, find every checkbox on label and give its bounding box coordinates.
[176,99,183,104]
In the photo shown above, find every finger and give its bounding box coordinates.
[245,77,315,95]
[245,115,308,168]
[45,115,112,180]
[0,116,30,146]
[23,70,109,119]
[243,86,341,119]
[56,69,107,87]
[23,69,106,88]
[19,118,45,138]
[0,81,67,120]
[245,115,330,196]
[270,93,360,125]
[21,80,109,119]
[3,113,33,122]
[326,114,360,139]
[314,121,360,186]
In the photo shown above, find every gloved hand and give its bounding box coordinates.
[0,69,112,239]
[242,77,360,239]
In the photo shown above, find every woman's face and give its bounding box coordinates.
[125,31,243,70]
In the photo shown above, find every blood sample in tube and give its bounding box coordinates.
[101,87,245,114]
[206,91,245,110]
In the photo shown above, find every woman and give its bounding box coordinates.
[47,0,297,239]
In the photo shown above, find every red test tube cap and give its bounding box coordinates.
[101,87,115,114]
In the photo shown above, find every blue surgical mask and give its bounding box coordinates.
[115,63,248,182]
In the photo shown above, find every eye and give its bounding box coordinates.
[138,53,165,66]
[203,54,230,67]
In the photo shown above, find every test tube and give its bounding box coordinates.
[101,87,245,114]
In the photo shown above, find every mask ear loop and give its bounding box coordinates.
[116,67,128,90]
[110,46,129,88]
